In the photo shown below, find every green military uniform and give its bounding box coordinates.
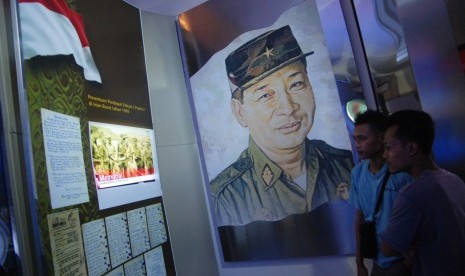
[211,138,354,226]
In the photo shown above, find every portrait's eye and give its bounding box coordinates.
[256,92,273,102]
[288,78,307,92]
[290,81,304,89]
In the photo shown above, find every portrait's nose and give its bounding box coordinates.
[276,88,298,115]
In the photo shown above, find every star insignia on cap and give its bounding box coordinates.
[261,164,274,186]
[264,47,274,59]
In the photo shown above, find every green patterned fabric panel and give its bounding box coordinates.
[25,55,99,273]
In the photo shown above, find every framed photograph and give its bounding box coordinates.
[89,122,161,210]
[89,122,156,189]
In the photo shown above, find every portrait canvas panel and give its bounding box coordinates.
[181,0,356,261]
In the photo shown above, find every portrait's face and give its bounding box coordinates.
[231,60,315,152]
[383,125,412,173]
[353,123,383,160]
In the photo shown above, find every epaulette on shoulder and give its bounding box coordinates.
[210,149,253,197]
[308,139,353,159]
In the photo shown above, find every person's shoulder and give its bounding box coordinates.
[354,159,369,169]
[438,169,464,183]
[351,159,368,176]
[210,148,254,197]
[391,172,414,183]
[415,169,465,190]
[390,171,414,188]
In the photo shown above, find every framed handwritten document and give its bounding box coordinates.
[42,109,89,209]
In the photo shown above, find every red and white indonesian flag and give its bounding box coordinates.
[19,0,102,83]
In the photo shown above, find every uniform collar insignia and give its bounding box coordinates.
[261,164,274,186]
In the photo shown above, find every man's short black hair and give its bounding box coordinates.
[354,109,387,134]
[386,110,435,155]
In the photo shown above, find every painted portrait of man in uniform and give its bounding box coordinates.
[182,0,356,260]
[210,25,354,226]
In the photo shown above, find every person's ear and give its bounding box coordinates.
[377,132,385,144]
[407,141,419,155]
[231,99,248,127]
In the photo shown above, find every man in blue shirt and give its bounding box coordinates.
[349,110,412,276]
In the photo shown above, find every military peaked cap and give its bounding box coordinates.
[225,25,314,95]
